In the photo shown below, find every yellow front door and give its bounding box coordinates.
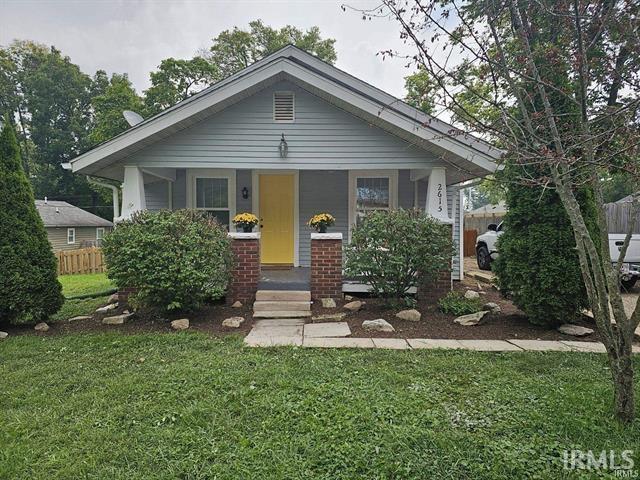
[259,174,294,265]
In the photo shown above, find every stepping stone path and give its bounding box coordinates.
[304,322,351,338]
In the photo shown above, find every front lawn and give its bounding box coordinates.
[58,272,114,298]
[1,333,638,479]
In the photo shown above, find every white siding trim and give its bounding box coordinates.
[251,169,300,267]
[459,189,465,280]
[347,169,398,242]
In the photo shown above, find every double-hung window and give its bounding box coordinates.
[96,227,105,245]
[348,170,398,239]
[194,176,232,229]
[67,228,76,244]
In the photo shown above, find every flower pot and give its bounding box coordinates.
[242,225,254,233]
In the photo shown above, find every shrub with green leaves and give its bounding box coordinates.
[102,210,232,311]
[0,117,63,325]
[493,163,599,327]
[344,209,454,303]
[438,291,483,316]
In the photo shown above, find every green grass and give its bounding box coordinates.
[48,295,110,323]
[1,333,639,479]
[58,272,114,298]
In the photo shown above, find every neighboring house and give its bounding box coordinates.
[464,201,507,233]
[36,199,113,251]
[69,46,500,282]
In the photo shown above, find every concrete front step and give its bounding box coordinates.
[253,310,312,318]
[253,301,311,312]
[255,290,311,302]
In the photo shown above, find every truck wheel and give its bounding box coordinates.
[476,245,491,271]
[621,278,637,292]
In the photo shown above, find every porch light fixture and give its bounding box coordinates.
[241,187,249,200]
[279,133,288,158]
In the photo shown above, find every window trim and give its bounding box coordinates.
[186,169,236,229]
[67,228,76,245]
[96,227,105,241]
[348,170,398,241]
[273,91,295,123]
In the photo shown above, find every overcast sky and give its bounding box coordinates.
[0,0,418,98]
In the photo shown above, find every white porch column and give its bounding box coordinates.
[426,167,453,223]
[120,166,146,220]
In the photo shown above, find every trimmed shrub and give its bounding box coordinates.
[493,163,599,327]
[438,291,483,316]
[0,118,63,325]
[344,209,454,304]
[102,210,233,311]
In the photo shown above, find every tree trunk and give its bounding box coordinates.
[611,347,635,424]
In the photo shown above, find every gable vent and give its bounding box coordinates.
[274,92,295,122]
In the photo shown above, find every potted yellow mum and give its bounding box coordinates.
[233,213,259,233]
[308,213,335,233]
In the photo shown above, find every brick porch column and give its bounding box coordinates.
[310,232,343,300]
[417,224,452,305]
[227,232,260,304]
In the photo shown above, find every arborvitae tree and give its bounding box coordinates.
[493,163,599,327]
[0,116,63,324]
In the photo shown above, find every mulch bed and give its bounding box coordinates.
[3,275,630,344]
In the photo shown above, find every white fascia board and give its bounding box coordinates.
[73,54,498,175]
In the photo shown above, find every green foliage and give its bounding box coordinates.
[143,57,218,116]
[438,291,483,316]
[493,163,599,327]
[102,210,233,311]
[0,118,63,324]
[345,209,454,303]
[404,68,436,114]
[58,272,114,298]
[2,333,639,478]
[89,72,143,145]
[208,20,337,79]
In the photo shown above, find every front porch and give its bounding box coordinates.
[120,166,463,281]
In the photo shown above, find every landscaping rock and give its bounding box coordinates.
[68,315,92,322]
[344,300,363,312]
[454,311,489,326]
[312,312,347,322]
[102,313,133,325]
[0,332,8,339]
[464,290,480,300]
[231,301,243,308]
[222,316,244,328]
[171,318,190,330]
[344,295,354,301]
[482,302,501,313]
[321,298,337,308]
[395,309,421,322]
[96,303,117,314]
[107,293,119,304]
[362,319,395,332]
[557,324,594,337]
[34,322,49,332]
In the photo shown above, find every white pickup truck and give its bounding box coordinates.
[475,222,640,291]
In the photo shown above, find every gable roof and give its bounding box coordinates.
[35,200,113,228]
[71,45,502,180]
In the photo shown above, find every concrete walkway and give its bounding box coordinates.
[243,319,640,353]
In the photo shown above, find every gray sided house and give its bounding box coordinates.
[36,200,113,252]
[70,46,500,284]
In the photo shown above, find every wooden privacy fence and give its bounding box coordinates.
[56,247,106,275]
[463,230,478,257]
[605,202,640,234]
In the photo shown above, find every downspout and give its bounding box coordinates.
[88,177,120,222]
